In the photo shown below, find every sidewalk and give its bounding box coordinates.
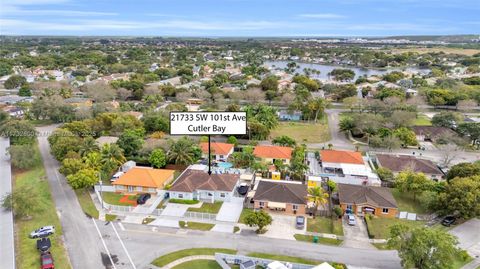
[0,137,15,269]
[160,255,215,269]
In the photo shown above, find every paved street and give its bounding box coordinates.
[37,125,108,269]
[118,222,402,269]
[449,219,480,269]
[0,137,15,269]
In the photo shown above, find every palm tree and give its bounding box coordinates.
[83,151,102,171]
[308,186,329,218]
[79,137,99,157]
[167,138,197,165]
[101,143,126,167]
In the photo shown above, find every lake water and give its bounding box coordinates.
[265,60,430,81]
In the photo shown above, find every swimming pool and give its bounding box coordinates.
[217,162,233,169]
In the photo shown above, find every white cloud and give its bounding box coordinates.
[299,13,346,19]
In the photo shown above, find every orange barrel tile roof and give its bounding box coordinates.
[199,142,234,155]
[253,145,292,159]
[320,150,364,164]
[112,167,175,189]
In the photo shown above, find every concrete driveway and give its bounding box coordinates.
[260,214,304,240]
[341,215,375,249]
[161,203,189,217]
[216,197,244,222]
[450,218,480,258]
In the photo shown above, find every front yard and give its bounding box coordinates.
[365,216,425,239]
[101,192,138,206]
[307,217,344,236]
[269,121,330,143]
[179,221,214,231]
[391,189,430,214]
[151,248,237,267]
[294,234,343,246]
[414,114,432,126]
[187,201,223,214]
[13,149,71,269]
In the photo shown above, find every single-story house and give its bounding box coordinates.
[312,150,380,186]
[2,106,24,118]
[252,180,308,215]
[376,154,444,180]
[253,145,292,165]
[95,136,119,147]
[412,126,457,142]
[199,142,234,161]
[337,183,398,218]
[112,167,175,194]
[277,110,302,121]
[168,169,240,203]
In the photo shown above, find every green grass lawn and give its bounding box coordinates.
[269,121,330,143]
[372,243,394,250]
[365,217,425,239]
[172,260,221,269]
[307,217,344,236]
[151,248,237,267]
[239,208,254,224]
[187,201,223,214]
[294,234,343,246]
[74,189,99,219]
[247,252,319,265]
[105,214,117,221]
[101,192,138,206]
[414,114,432,126]
[14,149,71,269]
[391,189,430,214]
[179,221,215,231]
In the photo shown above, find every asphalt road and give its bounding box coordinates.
[0,137,15,269]
[37,125,106,269]
[118,223,402,269]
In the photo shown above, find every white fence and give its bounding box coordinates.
[184,211,217,221]
[215,253,316,269]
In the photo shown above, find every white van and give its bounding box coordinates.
[110,171,124,182]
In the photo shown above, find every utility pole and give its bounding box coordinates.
[98,172,103,210]
[208,135,212,175]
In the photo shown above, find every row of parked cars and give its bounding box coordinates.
[30,226,56,269]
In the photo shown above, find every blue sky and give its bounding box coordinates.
[1,0,479,36]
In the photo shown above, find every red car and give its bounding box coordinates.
[40,252,54,269]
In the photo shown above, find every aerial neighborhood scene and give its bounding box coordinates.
[1,1,480,269]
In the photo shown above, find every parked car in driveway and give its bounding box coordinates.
[36,238,51,252]
[237,182,249,196]
[347,214,356,226]
[30,226,55,238]
[442,215,456,227]
[40,252,54,269]
[136,193,151,205]
[295,216,305,229]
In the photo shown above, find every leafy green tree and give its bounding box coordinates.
[1,185,42,218]
[395,171,433,201]
[117,128,145,157]
[79,137,99,157]
[101,143,126,174]
[0,120,36,145]
[393,127,418,146]
[231,147,256,168]
[388,225,460,269]
[48,129,82,160]
[339,116,355,132]
[457,123,480,147]
[244,210,273,234]
[272,135,296,147]
[226,136,238,146]
[4,75,27,89]
[66,168,99,189]
[149,149,167,168]
[289,145,308,180]
[446,162,480,181]
[260,75,278,92]
[329,69,355,81]
[293,75,320,91]
[8,144,40,169]
[0,61,12,76]
[437,175,480,218]
[308,186,329,217]
[83,151,102,171]
[432,112,463,129]
[60,158,86,176]
[142,113,169,133]
[376,167,394,182]
[18,85,32,96]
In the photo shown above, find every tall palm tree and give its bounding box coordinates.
[79,137,99,157]
[101,143,126,167]
[167,138,196,165]
[83,151,102,171]
[308,186,329,218]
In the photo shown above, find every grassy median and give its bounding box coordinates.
[151,248,236,267]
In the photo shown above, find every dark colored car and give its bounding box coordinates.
[441,215,456,227]
[237,183,249,196]
[136,193,151,205]
[40,252,54,269]
[295,216,305,229]
[37,238,51,253]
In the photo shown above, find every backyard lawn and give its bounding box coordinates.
[187,201,223,214]
[365,216,425,239]
[269,121,330,143]
[294,234,343,246]
[414,114,432,126]
[151,248,237,267]
[14,149,71,269]
[101,192,138,206]
[391,189,430,214]
[307,217,344,236]
[172,260,221,269]
[179,221,214,231]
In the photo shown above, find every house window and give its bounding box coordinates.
[259,202,265,207]
[220,193,226,198]
[292,204,299,210]
[219,155,224,159]
[136,186,143,191]
[283,159,287,163]
[382,208,389,214]
[178,193,184,199]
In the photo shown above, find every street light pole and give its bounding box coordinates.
[98,172,103,210]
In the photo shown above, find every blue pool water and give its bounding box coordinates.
[217,162,233,169]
